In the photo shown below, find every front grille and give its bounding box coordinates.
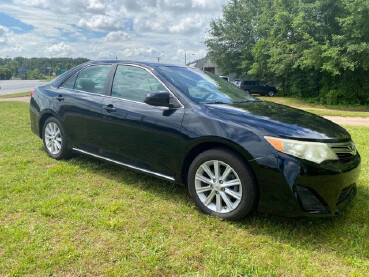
[330,141,357,162]
[337,184,354,205]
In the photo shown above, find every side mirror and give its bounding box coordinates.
[144,91,171,107]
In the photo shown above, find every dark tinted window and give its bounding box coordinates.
[62,74,77,89]
[157,67,257,104]
[75,65,111,94]
[112,65,167,103]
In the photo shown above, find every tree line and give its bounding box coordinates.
[206,0,369,105]
[0,57,89,80]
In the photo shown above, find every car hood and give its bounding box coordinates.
[204,101,351,142]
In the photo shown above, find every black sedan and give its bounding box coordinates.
[30,60,361,220]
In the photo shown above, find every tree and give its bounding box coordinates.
[206,0,369,105]
[0,57,89,80]
[0,66,12,80]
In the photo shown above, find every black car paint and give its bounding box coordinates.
[30,60,360,217]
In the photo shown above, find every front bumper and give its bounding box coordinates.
[249,152,361,217]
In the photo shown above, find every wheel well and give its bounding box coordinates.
[38,113,54,138]
[181,142,256,186]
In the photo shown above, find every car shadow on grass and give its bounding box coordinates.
[65,151,368,262]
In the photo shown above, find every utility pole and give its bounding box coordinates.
[185,52,195,66]
[157,57,161,63]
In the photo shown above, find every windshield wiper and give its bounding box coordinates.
[205,101,230,105]
[234,99,262,103]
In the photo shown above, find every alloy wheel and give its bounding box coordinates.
[194,160,243,213]
[44,122,62,155]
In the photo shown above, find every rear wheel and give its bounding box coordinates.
[245,89,251,94]
[42,117,70,160]
[188,148,257,220]
[267,91,275,97]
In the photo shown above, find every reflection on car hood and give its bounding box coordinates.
[205,101,351,142]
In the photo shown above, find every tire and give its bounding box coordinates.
[42,117,70,160]
[267,91,275,97]
[188,148,257,220]
[245,89,251,94]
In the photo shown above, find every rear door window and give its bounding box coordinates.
[74,65,111,94]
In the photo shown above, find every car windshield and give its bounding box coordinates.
[157,66,258,104]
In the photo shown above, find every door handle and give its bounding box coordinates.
[54,94,64,102]
[103,104,116,113]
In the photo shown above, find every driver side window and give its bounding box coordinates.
[111,65,168,103]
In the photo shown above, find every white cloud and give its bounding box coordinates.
[120,47,161,58]
[45,42,75,57]
[104,31,132,42]
[169,15,204,34]
[78,15,124,32]
[0,25,9,45]
[0,0,228,64]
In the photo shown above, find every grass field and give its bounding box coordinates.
[259,97,369,117]
[0,92,30,98]
[1,102,368,276]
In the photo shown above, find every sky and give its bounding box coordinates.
[0,0,228,65]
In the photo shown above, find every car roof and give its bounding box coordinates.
[87,60,185,69]
[50,60,189,88]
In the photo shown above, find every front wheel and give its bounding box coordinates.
[267,91,275,97]
[42,117,70,160]
[188,148,257,220]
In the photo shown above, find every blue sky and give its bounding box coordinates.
[0,12,34,34]
[0,0,227,65]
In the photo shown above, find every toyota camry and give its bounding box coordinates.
[29,60,361,220]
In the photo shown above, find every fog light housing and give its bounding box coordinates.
[295,185,330,214]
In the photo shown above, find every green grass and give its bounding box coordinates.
[259,96,369,117]
[0,92,30,98]
[1,102,369,276]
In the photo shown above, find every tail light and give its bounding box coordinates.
[30,89,35,97]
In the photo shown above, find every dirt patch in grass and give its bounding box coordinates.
[323,116,369,127]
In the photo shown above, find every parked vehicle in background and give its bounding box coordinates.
[30,61,360,220]
[219,76,229,82]
[233,79,241,86]
[238,80,277,96]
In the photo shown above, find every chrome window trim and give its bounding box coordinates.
[71,89,106,97]
[104,94,171,110]
[72,148,175,181]
[111,63,184,108]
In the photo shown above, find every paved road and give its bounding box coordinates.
[0,80,45,96]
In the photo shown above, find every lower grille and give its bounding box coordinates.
[296,185,329,214]
[337,184,354,205]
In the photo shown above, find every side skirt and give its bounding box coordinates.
[72,148,176,182]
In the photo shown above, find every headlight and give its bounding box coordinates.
[265,136,338,164]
